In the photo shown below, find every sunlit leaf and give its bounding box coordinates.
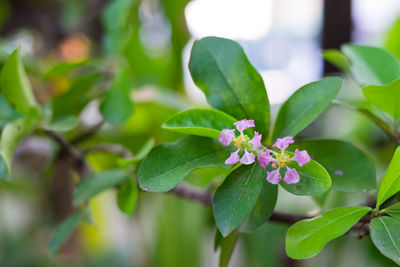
[117,178,137,215]
[370,216,400,265]
[377,147,400,208]
[322,49,350,72]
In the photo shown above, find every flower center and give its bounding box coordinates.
[276,153,290,167]
[234,135,250,150]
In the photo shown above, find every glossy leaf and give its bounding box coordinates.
[163,109,237,138]
[100,68,134,125]
[377,147,400,207]
[219,230,239,267]
[382,202,400,220]
[0,48,41,117]
[73,169,127,205]
[189,37,270,136]
[362,78,400,118]
[49,211,82,254]
[272,77,342,139]
[370,216,400,265]
[279,153,331,196]
[286,206,371,259]
[240,179,277,232]
[322,49,350,72]
[213,164,265,237]
[342,44,400,85]
[43,115,79,132]
[138,136,233,192]
[117,178,137,215]
[292,139,376,192]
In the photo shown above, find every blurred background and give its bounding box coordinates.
[0,0,399,266]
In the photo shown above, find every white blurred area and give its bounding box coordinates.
[183,0,400,105]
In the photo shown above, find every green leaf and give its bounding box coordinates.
[0,118,37,181]
[362,78,400,118]
[386,16,400,61]
[73,169,127,205]
[382,202,400,220]
[213,164,265,237]
[0,94,22,127]
[240,179,277,232]
[43,115,79,132]
[342,44,400,85]
[214,229,223,251]
[49,211,82,254]
[163,109,237,138]
[272,77,342,139]
[44,59,89,80]
[117,138,155,167]
[322,49,351,72]
[292,139,376,192]
[370,216,400,265]
[279,152,331,196]
[189,37,270,136]
[377,147,400,208]
[0,48,41,117]
[138,136,233,192]
[100,67,134,125]
[286,206,371,259]
[219,230,239,267]
[116,178,137,215]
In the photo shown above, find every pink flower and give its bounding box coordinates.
[292,149,310,167]
[267,168,282,184]
[272,136,294,150]
[257,151,274,168]
[240,149,255,165]
[284,168,300,184]
[218,129,235,146]
[234,119,254,132]
[225,150,240,164]
[250,131,262,149]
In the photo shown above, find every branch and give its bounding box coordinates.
[70,121,104,145]
[44,130,82,161]
[82,144,133,158]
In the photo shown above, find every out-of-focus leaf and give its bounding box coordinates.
[272,77,342,139]
[385,16,400,61]
[49,211,82,254]
[44,59,90,80]
[0,94,22,127]
[382,202,400,220]
[377,147,400,208]
[279,152,331,196]
[163,109,237,138]
[214,229,223,251]
[100,67,134,125]
[0,48,41,117]
[117,138,155,167]
[370,216,400,265]
[322,49,350,72]
[43,115,79,132]
[292,139,376,192]
[117,178,137,215]
[240,179,277,232]
[362,78,400,118]
[219,230,239,267]
[138,136,233,192]
[73,169,127,205]
[189,37,270,136]
[342,44,400,85]
[214,164,265,237]
[286,206,371,259]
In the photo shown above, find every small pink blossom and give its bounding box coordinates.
[249,131,262,149]
[225,150,240,164]
[267,168,282,184]
[234,119,254,131]
[257,151,274,168]
[240,149,255,165]
[284,168,300,184]
[218,129,235,146]
[272,136,294,150]
[292,149,311,167]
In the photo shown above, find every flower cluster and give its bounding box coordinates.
[218,120,310,185]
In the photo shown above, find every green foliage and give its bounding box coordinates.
[322,49,351,72]
[138,136,233,192]
[370,216,400,265]
[116,178,137,215]
[43,115,79,132]
[163,109,237,138]
[219,230,239,267]
[382,202,400,220]
[189,37,270,136]
[49,211,83,254]
[385,16,400,61]
[0,94,21,127]
[292,139,376,192]
[213,164,265,237]
[286,206,371,259]
[272,77,342,139]
[377,147,400,208]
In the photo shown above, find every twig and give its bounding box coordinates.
[82,144,133,158]
[44,130,82,161]
[70,121,104,145]
[169,183,213,206]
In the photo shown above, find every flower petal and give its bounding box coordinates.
[267,168,281,184]
[250,131,262,149]
[218,129,235,146]
[291,149,310,167]
[234,119,255,131]
[225,150,240,164]
[257,150,274,168]
[272,136,294,150]
[240,149,255,165]
[284,167,300,184]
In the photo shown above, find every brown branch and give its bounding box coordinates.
[44,130,82,161]
[169,183,213,206]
